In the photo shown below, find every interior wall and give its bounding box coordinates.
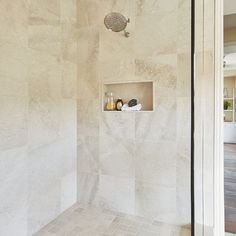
[77,0,191,225]
[0,1,77,235]
[224,26,236,43]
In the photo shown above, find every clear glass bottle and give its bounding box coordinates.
[106,92,116,111]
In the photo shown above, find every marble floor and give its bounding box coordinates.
[34,204,191,236]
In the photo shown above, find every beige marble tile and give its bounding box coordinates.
[135,97,177,142]
[60,0,77,23]
[100,27,135,63]
[176,186,191,225]
[135,181,177,224]
[77,99,100,137]
[135,141,177,187]
[0,41,28,84]
[77,62,99,100]
[28,140,77,234]
[134,12,178,56]
[0,0,28,45]
[177,0,191,53]
[77,0,100,28]
[77,136,99,174]
[98,175,135,214]
[28,25,61,57]
[77,28,99,64]
[177,53,191,97]
[100,59,135,82]
[0,146,28,236]
[61,22,78,63]
[99,112,135,179]
[61,61,77,99]
[28,0,60,26]
[135,55,177,96]
[28,96,61,150]
[136,0,178,16]
[0,96,27,150]
[77,172,99,204]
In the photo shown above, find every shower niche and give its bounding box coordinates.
[102,81,154,112]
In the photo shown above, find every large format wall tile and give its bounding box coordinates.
[28,0,60,26]
[0,96,27,150]
[135,141,177,187]
[0,1,78,235]
[135,181,177,224]
[98,175,135,214]
[77,0,191,227]
[0,146,28,236]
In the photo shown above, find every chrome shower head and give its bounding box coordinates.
[104,12,130,37]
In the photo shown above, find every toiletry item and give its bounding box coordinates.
[106,92,116,111]
[121,103,142,111]
[128,99,138,107]
[116,98,123,111]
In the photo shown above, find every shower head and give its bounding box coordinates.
[104,12,130,37]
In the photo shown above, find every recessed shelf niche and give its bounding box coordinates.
[103,81,154,112]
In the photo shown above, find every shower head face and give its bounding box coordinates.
[104,12,129,32]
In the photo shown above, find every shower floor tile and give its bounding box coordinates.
[34,204,191,236]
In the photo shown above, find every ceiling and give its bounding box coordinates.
[225,0,236,15]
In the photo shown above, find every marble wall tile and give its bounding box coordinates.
[60,171,77,212]
[28,138,77,234]
[28,97,61,150]
[28,0,60,26]
[177,53,191,97]
[0,146,28,236]
[77,28,99,64]
[76,0,191,228]
[61,22,78,64]
[28,181,61,235]
[135,97,177,142]
[99,113,135,178]
[0,1,78,235]
[61,61,77,99]
[0,41,28,83]
[134,12,178,56]
[77,0,100,28]
[60,0,77,23]
[135,181,177,224]
[0,1,28,46]
[77,62,99,100]
[135,141,177,187]
[98,175,135,214]
[28,25,61,57]
[78,136,99,174]
[100,59,135,82]
[135,0,178,16]
[99,28,134,63]
[0,96,27,150]
[77,99,99,137]
[177,0,191,53]
[77,172,99,204]
[135,55,177,96]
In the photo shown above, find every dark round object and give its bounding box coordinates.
[104,12,128,32]
[128,99,138,107]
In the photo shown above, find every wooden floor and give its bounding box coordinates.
[225,144,236,233]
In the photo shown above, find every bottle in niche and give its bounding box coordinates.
[116,98,123,111]
[105,92,116,111]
